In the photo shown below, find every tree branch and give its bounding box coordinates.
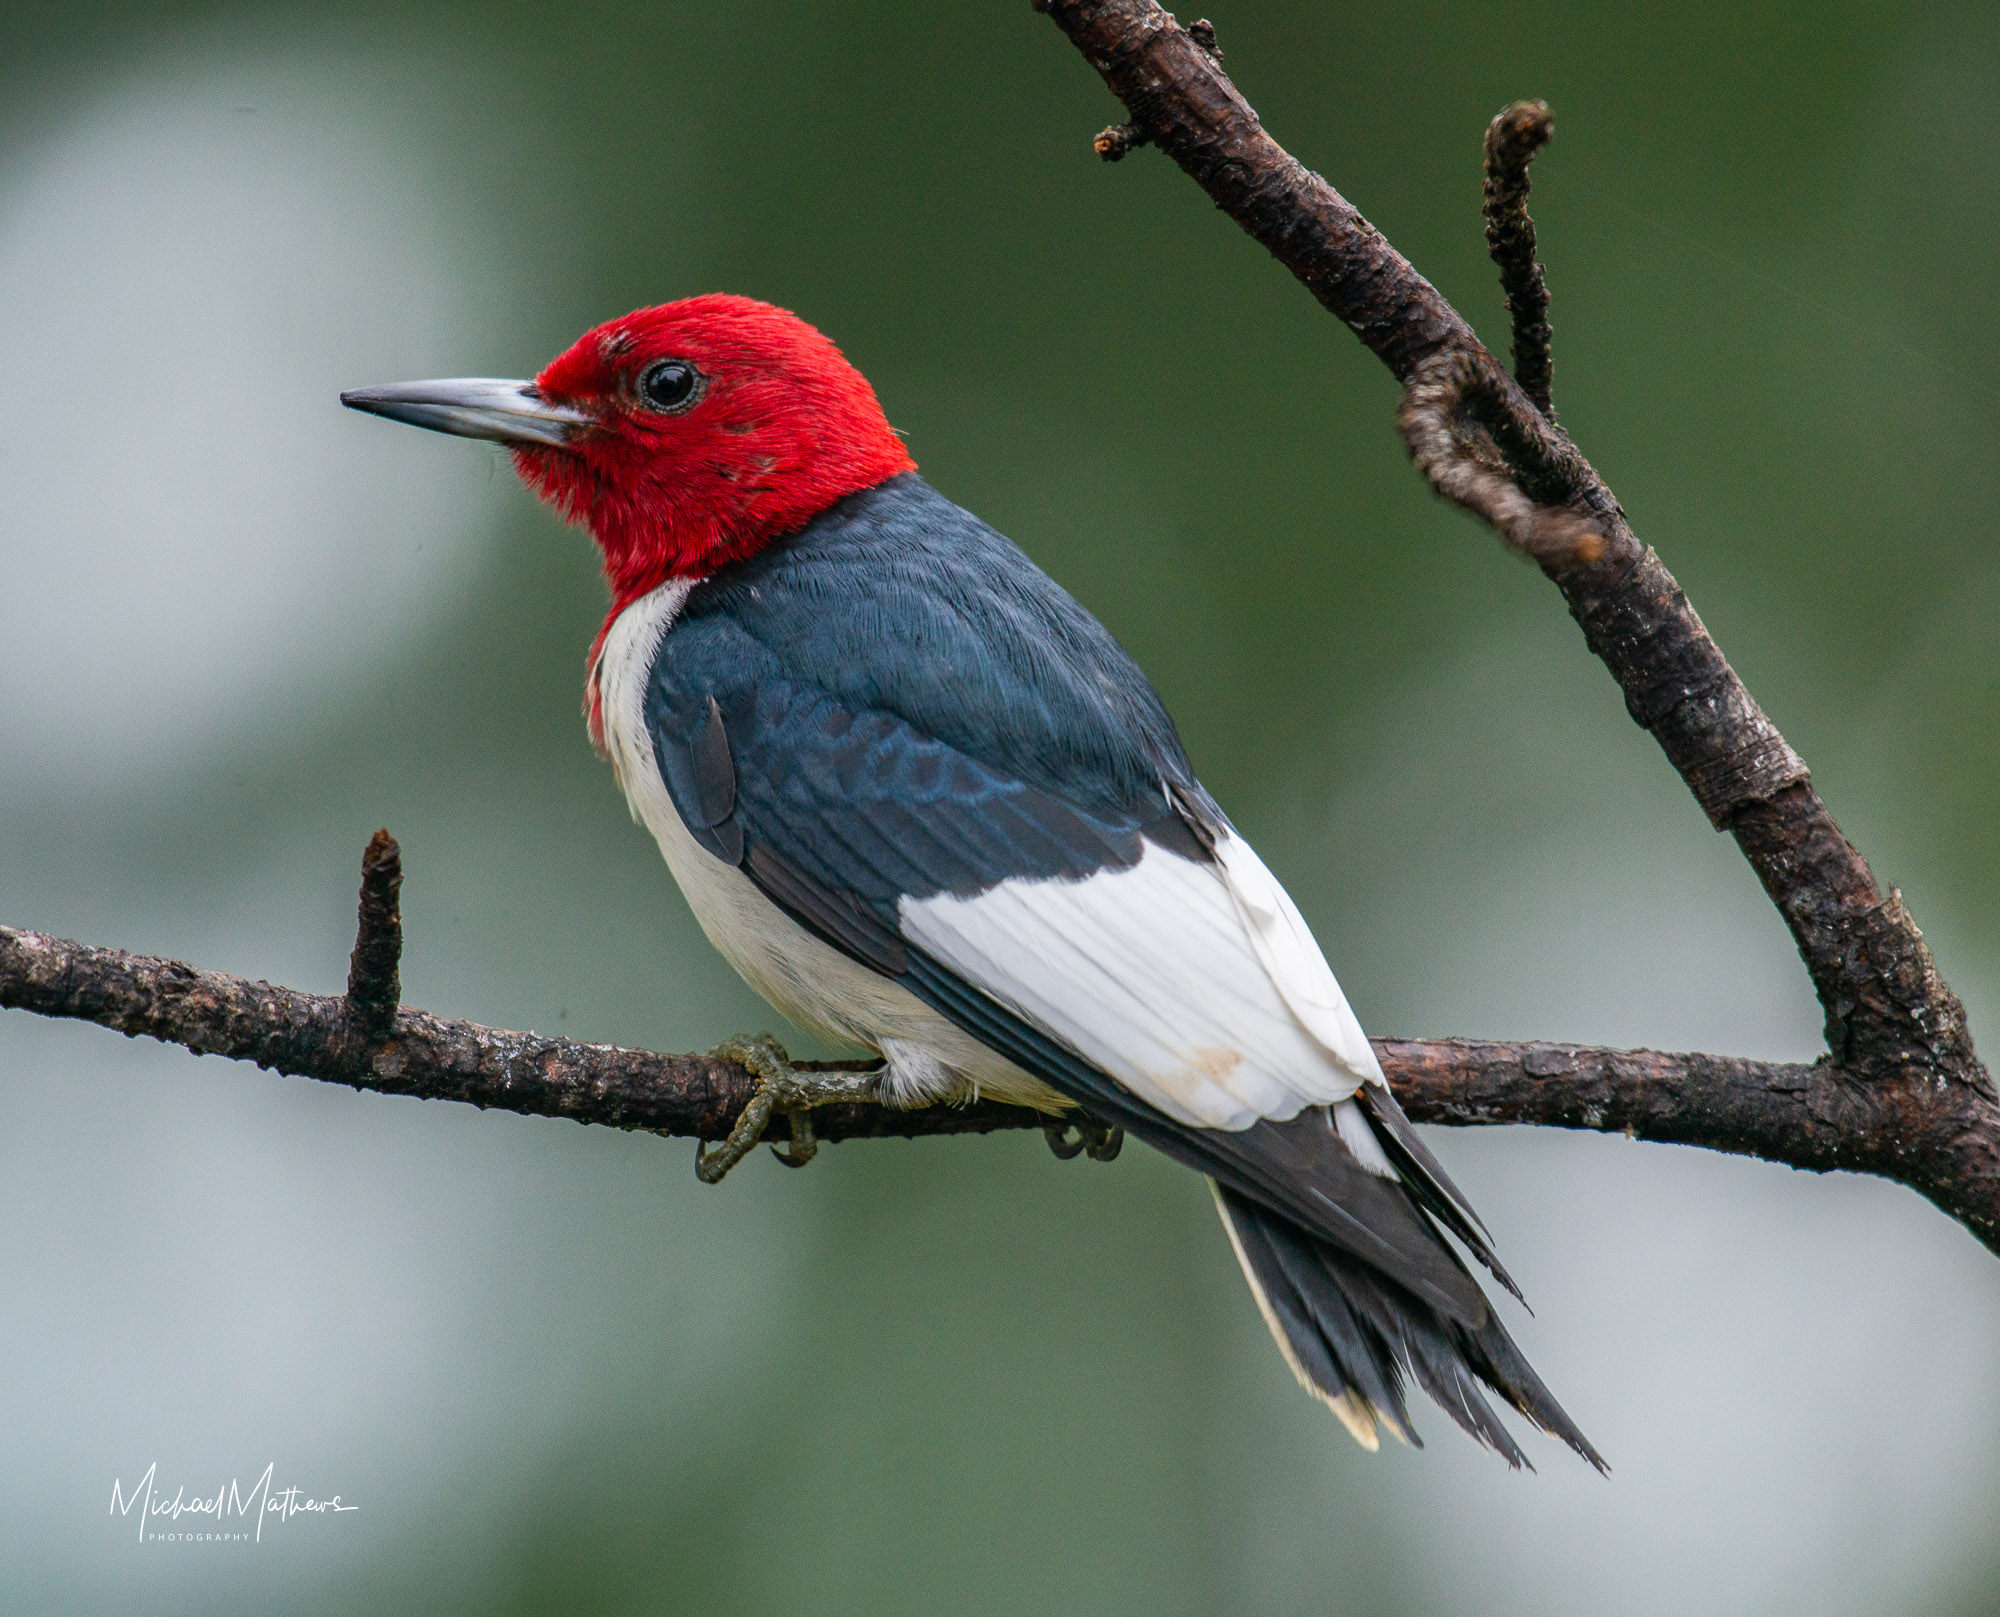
[1032,1,1996,1242]
[2,4,1994,1255]
[344,828,403,1043]
[0,873,1045,1149]
[1031,2,1969,1077]
[5,870,1864,1173]
[1483,100,1557,420]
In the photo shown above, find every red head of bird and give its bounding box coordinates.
[520,296,914,605]
[342,294,915,746]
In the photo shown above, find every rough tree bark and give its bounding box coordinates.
[3,3,1994,1252]
[0,899,1822,1156]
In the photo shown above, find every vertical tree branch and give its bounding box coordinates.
[345,828,403,1044]
[1483,100,1556,420]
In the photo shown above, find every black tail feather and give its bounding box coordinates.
[1224,1184,1417,1442]
[1320,1230,1533,1468]
[1462,1302,1609,1472]
[1215,1184,1605,1472]
[1355,1082,1526,1307]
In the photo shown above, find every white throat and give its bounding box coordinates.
[596,578,698,794]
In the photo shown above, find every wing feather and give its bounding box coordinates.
[1210,831,1382,1082]
[900,840,1368,1130]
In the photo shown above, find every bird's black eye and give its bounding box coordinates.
[638,358,703,414]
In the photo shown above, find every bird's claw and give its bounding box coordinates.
[1042,1113,1124,1163]
[695,1034,880,1184]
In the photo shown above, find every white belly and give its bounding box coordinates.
[594,579,1067,1112]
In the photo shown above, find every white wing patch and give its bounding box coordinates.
[1210,832,1387,1086]
[899,830,1380,1132]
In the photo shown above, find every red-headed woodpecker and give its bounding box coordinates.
[343,295,1601,1469]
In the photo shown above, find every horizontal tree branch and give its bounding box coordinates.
[0,824,1964,1204]
[0,911,1039,1147]
[10,913,1874,1170]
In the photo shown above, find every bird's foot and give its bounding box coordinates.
[1042,1112,1124,1163]
[695,1033,881,1184]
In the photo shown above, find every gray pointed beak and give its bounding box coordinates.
[339,378,590,448]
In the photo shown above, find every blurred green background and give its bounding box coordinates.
[2,1,1998,1612]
